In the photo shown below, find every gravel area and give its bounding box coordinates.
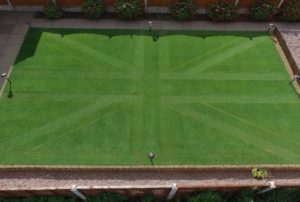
[281,31,300,69]
[0,169,300,190]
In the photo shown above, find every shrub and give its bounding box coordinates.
[187,191,223,202]
[88,192,127,202]
[278,0,300,22]
[115,0,144,20]
[44,1,63,19]
[233,188,256,202]
[252,168,269,180]
[169,0,197,20]
[82,0,105,19]
[207,1,237,22]
[249,0,275,21]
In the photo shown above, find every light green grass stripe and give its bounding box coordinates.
[160,72,288,81]
[47,34,136,72]
[159,37,170,72]
[0,102,131,154]
[14,69,143,79]
[178,37,268,74]
[162,95,299,104]
[10,94,139,102]
[170,105,299,162]
[134,36,145,68]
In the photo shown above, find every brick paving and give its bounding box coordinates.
[281,31,300,70]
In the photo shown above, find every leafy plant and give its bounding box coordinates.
[233,188,256,202]
[249,0,275,21]
[207,1,237,22]
[115,0,144,20]
[252,168,269,180]
[169,0,197,21]
[187,191,223,202]
[44,1,63,19]
[82,0,105,19]
[278,0,300,22]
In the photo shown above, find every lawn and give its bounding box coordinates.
[0,28,300,165]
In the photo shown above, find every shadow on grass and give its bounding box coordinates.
[289,81,300,98]
[15,28,268,63]
[14,28,42,65]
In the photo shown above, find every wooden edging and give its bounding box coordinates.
[1,164,300,172]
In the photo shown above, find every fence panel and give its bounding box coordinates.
[0,0,7,5]
[10,0,47,6]
[238,0,280,7]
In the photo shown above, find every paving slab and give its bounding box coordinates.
[244,22,268,31]
[0,56,16,67]
[75,19,97,29]
[285,23,300,31]
[0,34,9,44]
[54,19,77,28]
[181,21,203,30]
[7,34,25,45]
[2,12,21,25]
[2,44,20,57]
[281,31,300,70]
[0,24,13,34]
[0,45,5,55]
[202,21,225,31]
[224,22,246,31]
[12,24,29,34]
[31,18,54,28]
[118,20,145,29]
[97,19,122,29]
[160,21,182,30]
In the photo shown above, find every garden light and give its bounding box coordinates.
[1,72,13,98]
[149,21,152,32]
[148,152,155,167]
[268,23,275,35]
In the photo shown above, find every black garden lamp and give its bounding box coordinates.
[149,21,153,32]
[1,73,13,98]
[148,152,155,167]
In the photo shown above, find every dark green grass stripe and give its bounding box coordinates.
[202,103,300,149]
[47,34,137,72]
[170,105,299,162]
[170,37,244,72]
[180,37,268,74]
[162,95,299,103]
[160,72,288,81]
[0,102,131,154]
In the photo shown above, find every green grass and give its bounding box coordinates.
[0,28,300,165]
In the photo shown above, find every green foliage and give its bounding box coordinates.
[278,0,300,22]
[87,192,127,202]
[115,0,144,20]
[252,168,269,180]
[249,0,275,21]
[44,1,63,19]
[256,188,300,202]
[138,194,156,202]
[169,0,197,21]
[82,0,105,19]
[233,188,256,202]
[187,191,223,202]
[208,1,237,22]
